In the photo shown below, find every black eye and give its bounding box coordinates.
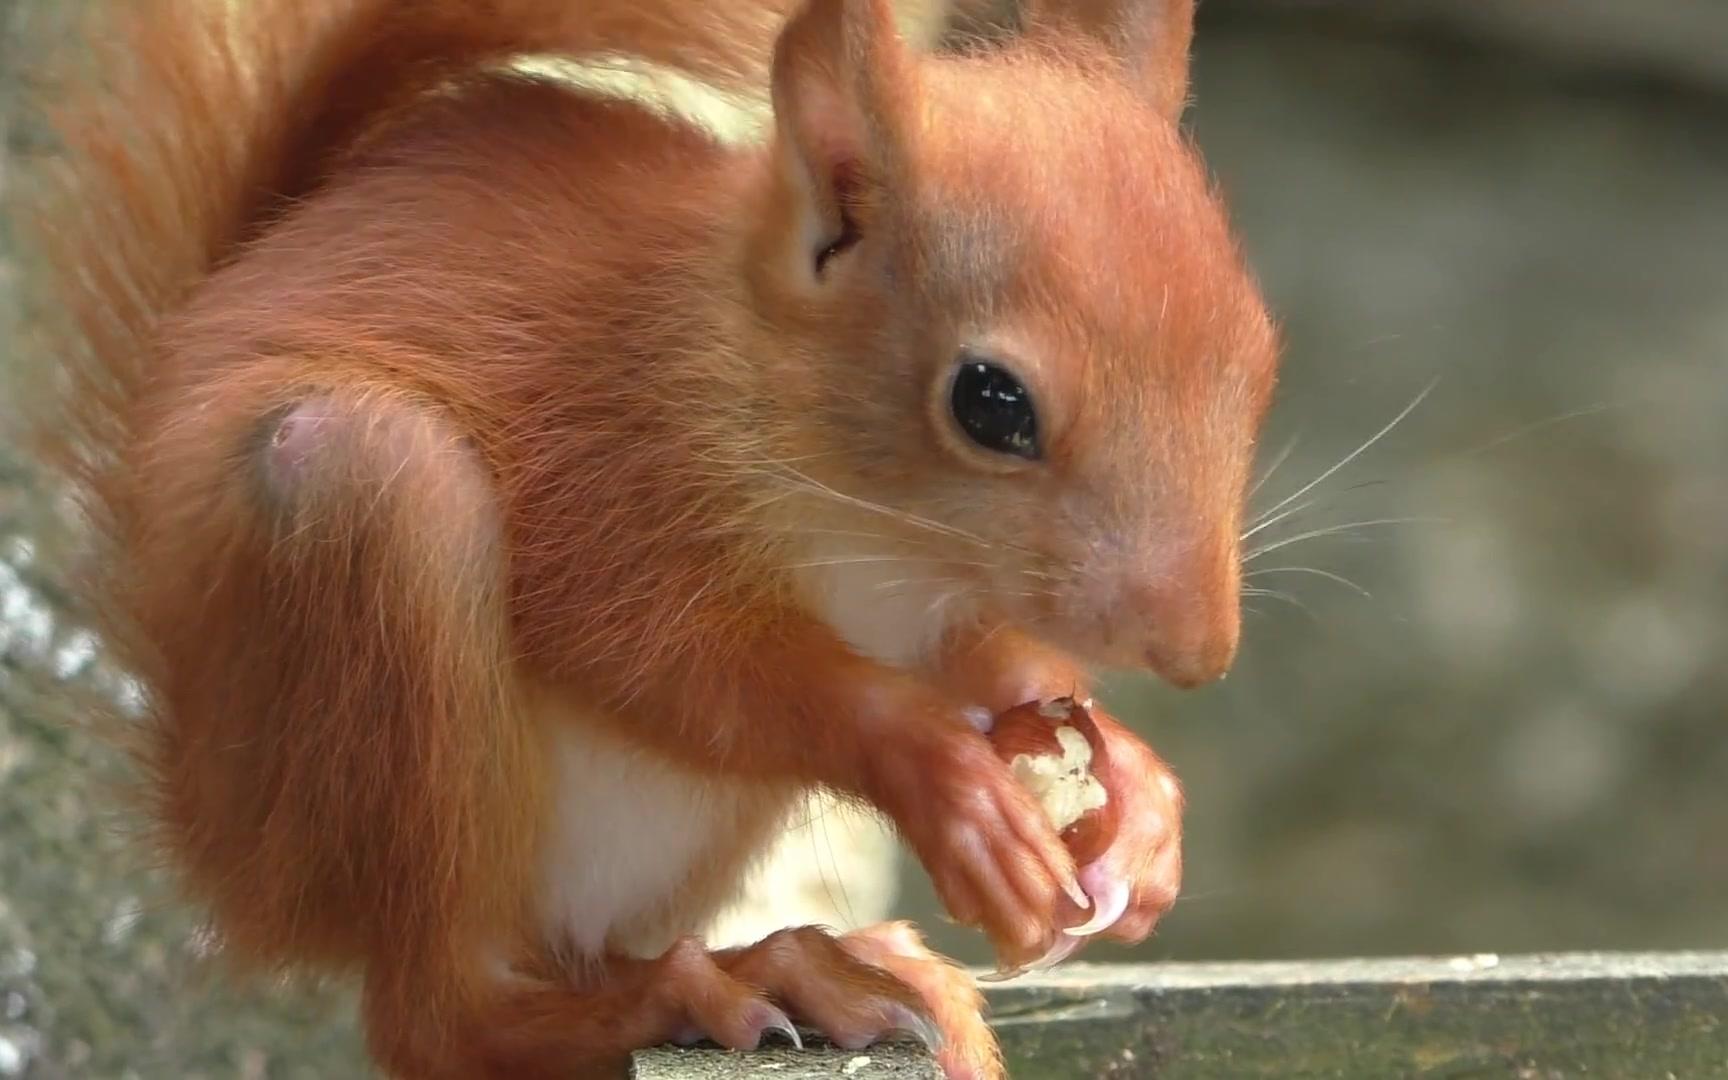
[949,356,1040,460]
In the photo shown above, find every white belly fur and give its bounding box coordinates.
[535,692,789,960]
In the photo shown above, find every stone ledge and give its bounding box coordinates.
[631,1039,939,1079]
[632,951,1728,1078]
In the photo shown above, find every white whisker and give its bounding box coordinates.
[1241,586,1314,619]
[784,556,918,571]
[1241,498,1319,541]
[1254,378,1438,526]
[1246,516,1443,562]
[1249,432,1301,499]
[1245,565,1372,598]
[762,465,1015,553]
[768,527,941,547]
[786,555,993,573]
[872,575,969,593]
[1452,402,1614,460]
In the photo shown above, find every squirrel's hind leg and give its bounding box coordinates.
[122,376,545,1069]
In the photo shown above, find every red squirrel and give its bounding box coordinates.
[13,0,1278,1076]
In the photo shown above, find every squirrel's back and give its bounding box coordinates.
[8,0,796,540]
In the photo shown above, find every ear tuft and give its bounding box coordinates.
[1025,0,1195,120]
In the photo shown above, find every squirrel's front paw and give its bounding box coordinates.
[865,721,1085,964]
[1032,706,1184,970]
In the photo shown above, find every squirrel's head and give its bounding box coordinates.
[743,0,1278,688]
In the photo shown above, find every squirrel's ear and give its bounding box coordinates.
[769,0,920,280]
[1025,0,1194,120]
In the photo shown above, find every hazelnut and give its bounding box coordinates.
[988,697,1117,866]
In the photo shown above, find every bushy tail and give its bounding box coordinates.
[5,0,797,567]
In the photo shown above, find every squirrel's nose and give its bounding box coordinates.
[1144,619,1237,688]
[1120,552,1241,689]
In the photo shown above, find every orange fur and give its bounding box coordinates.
[10,0,1277,1076]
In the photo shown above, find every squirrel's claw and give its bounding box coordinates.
[1064,867,1131,937]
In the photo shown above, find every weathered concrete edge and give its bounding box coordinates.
[631,1038,940,1079]
[629,952,1728,1076]
[981,949,1728,993]
[983,950,1728,1077]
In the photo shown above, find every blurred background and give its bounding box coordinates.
[3,1,1726,1075]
